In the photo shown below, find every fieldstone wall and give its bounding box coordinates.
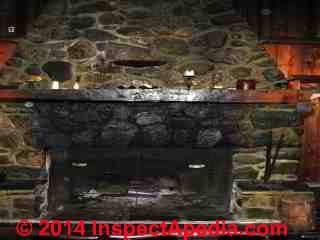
[2,0,285,89]
[0,103,48,220]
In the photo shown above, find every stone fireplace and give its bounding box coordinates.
[1,0,285,89]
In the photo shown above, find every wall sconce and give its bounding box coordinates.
[51,80,60,90]
[236,79,256,90]
[183,69,195,89]
[213,85,224,89]
[73,76,81,90]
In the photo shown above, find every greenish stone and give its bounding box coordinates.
[252,106,301,129]
[263,68,285,82]
[230,67,252,79]
[155,37,189,55]
[245,207,275,219]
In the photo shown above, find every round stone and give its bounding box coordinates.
[197,129,222,148]
[67,40,96,60]
[84,29,117,41]
[191,30,227,49]
[70,16,95,29]
[263,68,285,82]
[101,121,138,147]
[230,67,252,79]
[207,48,248,64]
[136,112,163,126]
[142,124,170,146]
[154,37,189,55]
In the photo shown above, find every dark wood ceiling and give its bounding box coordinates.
[234,0,320,44]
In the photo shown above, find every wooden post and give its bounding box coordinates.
[299,97,320,182]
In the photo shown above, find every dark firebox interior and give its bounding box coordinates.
[0,0,320,239]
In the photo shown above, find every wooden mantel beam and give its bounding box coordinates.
[0,89,313,104]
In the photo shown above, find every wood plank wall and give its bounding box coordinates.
[234,0,320,40]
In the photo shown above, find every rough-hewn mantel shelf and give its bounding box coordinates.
[0,89,313,103]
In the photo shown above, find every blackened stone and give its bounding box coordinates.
[229,23,250,32]
[211,12,244,25]
[207,48,248,64]
[230,67,252,79]
[142,124,170,146]
[101,121,138,147]
[126,7,152,19]
[197,129,222,148]
[136,112,163,126]
[173,129,192,146]
[73,109,99,123]
[71,1,116,14]
[263,68,285,82]
[96,42,106,51]
[99,12,124,25]
[45,133,72,148]
[191,30,227,49]
[154,37,189,55]
[84,29,117,41]
[67,40,96,60]
[171,118,196,129]
[172,5,194,16]
[72,130,98,145]
[184,105,209,118]
[70,16,95,29]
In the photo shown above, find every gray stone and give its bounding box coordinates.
[67,40,96,60]
[70,16,96,29]
[101,121,138,147]
[126,7,152,19]
[252,107,301,129]
[50,50,67,59]
[98,12,124,25]
[207,48,248,64]
[142,124,170,147]
[197,129,222,148]
[84,29,117,42]
[233,166,259,179]
[262,68,285,82]
[230,67,252,79]
[233,152,266,164]
[191,30,227,49]
[136,112,163,126]
[154,37,189,55]
[71,1,116,14]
